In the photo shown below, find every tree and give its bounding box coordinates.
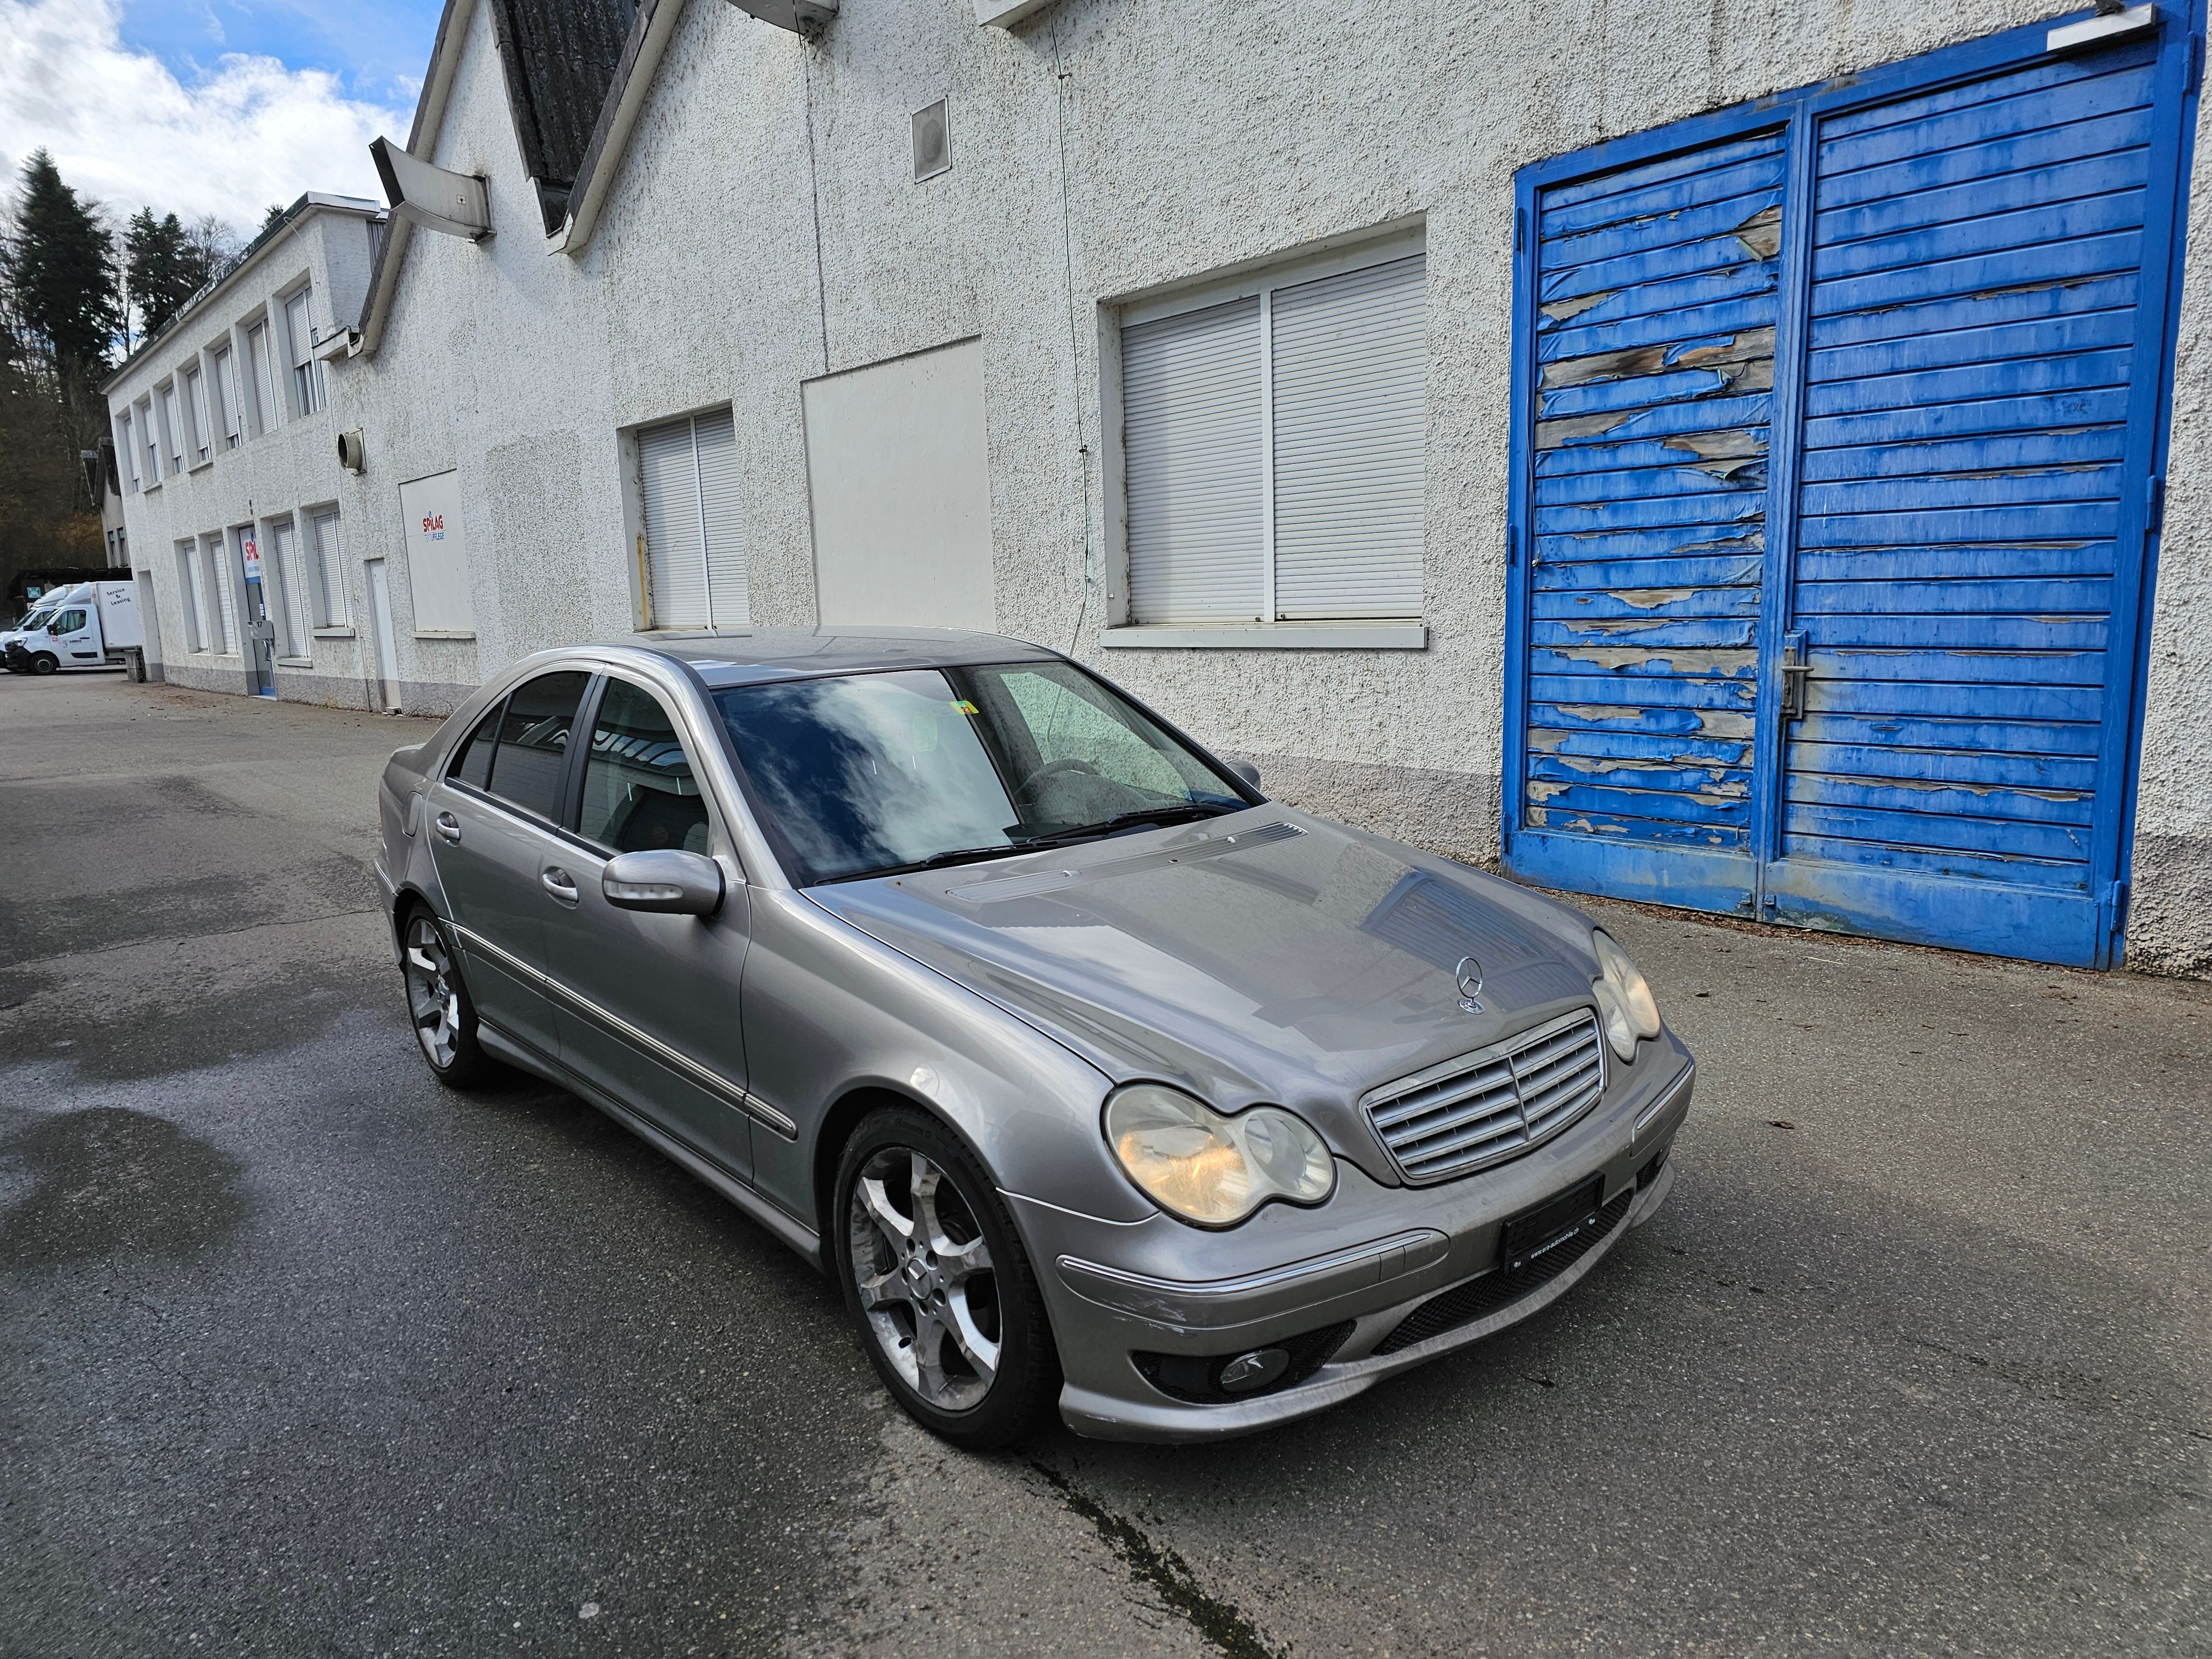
[2,150,120,377]
[0,151,114,600]
[124,208,237,342]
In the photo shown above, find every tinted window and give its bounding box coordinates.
[447,701,503,790]
[54,611,86,633]
[714,661,1244,885]
[578,680,709,854]
[484,671,588,821]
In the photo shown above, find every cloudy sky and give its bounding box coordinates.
[1,0,442,236]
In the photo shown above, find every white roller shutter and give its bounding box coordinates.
[638,410,748,629]
[310,508,348,627]
[1122,297,1264,623]
[270,519,310,655]
[1271,254,1427,620]
[209,539,238,653]
[694,410,749,627]
[639,419,708,627]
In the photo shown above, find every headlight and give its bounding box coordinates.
[1104,1083,1335,1227]
[1590,929,1662,1061]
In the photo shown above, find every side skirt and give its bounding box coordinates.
[477,1019,826,1273]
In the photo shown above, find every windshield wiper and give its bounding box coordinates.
[832,839,1055,883]
[1038,802,1239,843]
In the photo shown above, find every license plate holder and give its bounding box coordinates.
[1497,1175,1606,1274]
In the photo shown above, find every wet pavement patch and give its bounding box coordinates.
[0,1107,246,1266]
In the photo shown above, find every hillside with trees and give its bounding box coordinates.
[0,150,244,604]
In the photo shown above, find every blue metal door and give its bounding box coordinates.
[1504,6,2199,967]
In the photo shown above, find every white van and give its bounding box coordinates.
[0,604,61,665]
[3,582,143,675]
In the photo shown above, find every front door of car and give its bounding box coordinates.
[53,608,96,665]
[538,675,755,1180]
[423,669,592,1067]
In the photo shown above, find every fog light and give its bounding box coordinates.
[1218,1348,1289,1393]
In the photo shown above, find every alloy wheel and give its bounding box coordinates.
[403,915,463,1070]
[847,1147,1001,1412]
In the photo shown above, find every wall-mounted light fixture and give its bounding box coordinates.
[370,137,491,239]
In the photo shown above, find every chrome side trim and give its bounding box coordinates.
[448,920,799,1139]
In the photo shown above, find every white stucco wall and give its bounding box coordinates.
[284,0,2212,973]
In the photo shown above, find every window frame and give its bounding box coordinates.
[1105,227,1431,651]
[442,670,597,834]
[282,285,324,416]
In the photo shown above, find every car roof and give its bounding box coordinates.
[621,628,1067,690]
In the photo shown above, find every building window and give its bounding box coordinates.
[159,384,185,476]
[266,516,309,657]
[211,346,241,449]
[119,413,138,492]
[176,541,207,651]
[246,321,275,434]
[203,533,238,653]
[308,506,348,626]
[139,398,160,485]
[184,366,212,465]
[1119,243,1427,625]
[635,409,747,629]
[284,288,325,415]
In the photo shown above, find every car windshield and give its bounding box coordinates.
[16,611,54,632]
[713,660,1249,885]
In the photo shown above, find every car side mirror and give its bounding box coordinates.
[1225,758,1262,793]
[602,849,724,916]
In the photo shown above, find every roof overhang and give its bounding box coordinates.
[553,0,688,255]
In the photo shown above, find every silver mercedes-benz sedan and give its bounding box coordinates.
[373,630,1693,1447]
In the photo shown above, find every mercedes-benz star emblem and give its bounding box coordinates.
[1455,954,1485,1014]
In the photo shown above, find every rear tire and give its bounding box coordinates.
[834,1107,1061,1450]
[399,906,495,1088]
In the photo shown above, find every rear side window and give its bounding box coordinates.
[577,679,708,853]
[447,702,503,790]
[484,671,589,821]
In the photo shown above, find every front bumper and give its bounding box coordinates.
[1015,1045,1694,1443]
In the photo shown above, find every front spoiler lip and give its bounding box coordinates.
[1058,1155,1677,1443]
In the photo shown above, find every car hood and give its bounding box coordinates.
[807,807,1601,1186]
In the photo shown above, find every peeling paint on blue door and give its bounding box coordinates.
[1503,6,2200,968]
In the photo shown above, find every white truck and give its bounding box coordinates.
[3,581,143,675]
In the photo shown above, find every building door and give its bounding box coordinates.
[237,529,276,696]
[367,559,401,711]
[1504,9,2195,968]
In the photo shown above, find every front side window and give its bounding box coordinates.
[478,671,588,821]
[51,609,86,635]
[715,660,1245,885]
[578,680,708,853]
[1120,247,1427,624]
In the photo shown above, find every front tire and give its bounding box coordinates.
[400,907,494,1088]
[834,1107,1061,1449]
[29,653,58,676]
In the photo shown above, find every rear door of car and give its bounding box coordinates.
[538,672,757,1178]
[423,669,592,1066]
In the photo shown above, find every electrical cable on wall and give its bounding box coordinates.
[1051,13,1095,654]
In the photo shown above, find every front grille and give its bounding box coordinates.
[1363,1010,1606,1185]
[1374,1186,1633,1355]
[1131,1320,1355,1405]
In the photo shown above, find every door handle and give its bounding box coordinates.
[433,811,462,843]
[1779,630,1812,722]
[540,867,580,906]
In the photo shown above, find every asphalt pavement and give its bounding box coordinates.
[2,670,2205,1657]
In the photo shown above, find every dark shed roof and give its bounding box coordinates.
[489,0,639,233]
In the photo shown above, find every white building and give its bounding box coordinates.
[103,195,384,703]
[107,0,2212,978]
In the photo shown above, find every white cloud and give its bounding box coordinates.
[0,0,406,234]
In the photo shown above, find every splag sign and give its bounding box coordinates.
[398,469,475,633]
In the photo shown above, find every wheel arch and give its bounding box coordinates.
[811,1083,997,1266]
